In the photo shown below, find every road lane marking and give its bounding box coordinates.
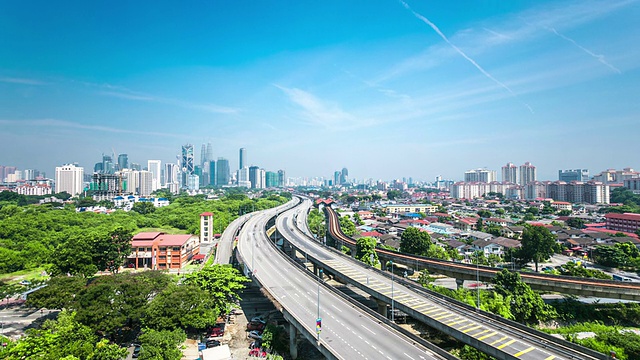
[462,325,482,333]
[497,339,516,349]
[544,356,556,360]
[361,324,376,335]
[477,331,498,340]
[331,304,343,312]
[514,347,535,357]
[404,353,416,360]
[489,335,509,345]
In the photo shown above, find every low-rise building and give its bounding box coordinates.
[127,232,200,270]
[605,213,640,234]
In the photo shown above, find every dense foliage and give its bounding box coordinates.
[0,192,288,275]
[517,225,557,272]
[355,236,378,266]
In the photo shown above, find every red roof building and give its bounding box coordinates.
[128,232,200,270]
[605,213,640,234]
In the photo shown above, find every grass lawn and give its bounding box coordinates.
[0,267,49,283]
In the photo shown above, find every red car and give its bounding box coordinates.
[249,348,267,358]
[246,321,266,331]
[208,323,225,337]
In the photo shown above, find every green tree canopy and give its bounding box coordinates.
[356,237,378,266]
[517,225,557,272]
[399,227,431,255]
[183,264,249,313]
[137,328,186,360]
[492,269,556,324]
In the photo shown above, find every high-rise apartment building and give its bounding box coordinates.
[122,169,153,196]
[216,158,230,186]
[519,162,536,185]
[164,163,179,186]
[147,160,161,191]
[237,167,250,187]
[181,144,194,188]
[118,154,128,170]
[249,166,259,189]
[464,168,496,183]
[501,163,518,183]
[55,164,84,196]
[559,169,589,182]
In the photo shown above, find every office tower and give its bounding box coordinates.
[265,171,278,188]
[118,154,128,170]
[0,165,4,182]
[200,144,207,168]
[164,163,179,186]
[501,163,518,183]
[340,167,349,185]
[239,148,246,170]
[333,171,341,186]
[559,169,589,182]
[181,144,195,188]
[277,170,286,187]
[216,158,230,186]
[130,162,141,171]
[208,160,216,186]
[237,166,250,187]
[55,164,84,196]
[147,160,161,191]
[249,166,259,188]
[206,143,213,164]
[519,162,537,185]
[94,162,103,173]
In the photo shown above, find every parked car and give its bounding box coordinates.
[249,348,267,358]
[246,321,266,331]
[19,280,31,286]
[250,316,266,324]
[248,330,263,340]
[132,344,141,358]
[208,323,225,337]
[205,339,221,348]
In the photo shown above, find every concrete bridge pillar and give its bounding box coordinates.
[290,247,296,259]
[289,324,298,359]
[375,299,388,318]
[456,278,465,290]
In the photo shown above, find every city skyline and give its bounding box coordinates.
[1,1,639,180]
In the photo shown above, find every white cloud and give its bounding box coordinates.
[0,77,48,85]
[0,118,187,138]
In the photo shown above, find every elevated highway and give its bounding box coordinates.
[324,204,640,301]
[275,196,607,360]
[235,197,452,360]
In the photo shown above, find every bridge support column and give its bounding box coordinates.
[289,324,298,359]
[375,299,388,318]
[456,278,464,290]
[290,247,296,259]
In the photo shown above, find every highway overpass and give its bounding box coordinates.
[274,196,607,360]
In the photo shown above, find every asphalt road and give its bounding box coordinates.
[237,202,445,360]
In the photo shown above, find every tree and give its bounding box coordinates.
[518,225,557,272]
[399,227,431,255]
[339,215,356,236]
[137,328,186,360]
[593,245,628,268]
[475,218,484,231]
[182,264,249,313]
[566,217,586,229]
[261,324,287,354]
[477,210,491,218]
[492,270,556,324]
[26,276,87,310]
[143,283,219,331]
[132,202,156,215]
[93,227,133,273]
[356,237,378,266]
[386,190,402,200]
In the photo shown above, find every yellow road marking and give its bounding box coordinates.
[478,331,497,340]
[490,336,509,345]
[544,356,555,360]
[463,325,483,333]
[514,347,535,357]
[497,339,516,349]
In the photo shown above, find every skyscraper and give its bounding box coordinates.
[237,166,250,187]
[102,155,114,174]
[265,171,278,188]
[200,144,207,168]
[164,163,179,186]
[519,162,537,185]
[239,148,246,170]
[118,154,128,171]
[501,162,518,183]
[208,160,216,186]
[216,158,230,186]
[334,171,341,186]
[249,166,259,189]
[340,167,349,185]
[55,164,84,195]
[181,144,194,188]
[464,168,496,183]
[277,169,286,187]
[147,160,161,191]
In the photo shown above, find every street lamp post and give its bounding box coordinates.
[390,260,395,322]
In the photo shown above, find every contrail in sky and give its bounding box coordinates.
[548,27,621,74]
[398,0,533,113]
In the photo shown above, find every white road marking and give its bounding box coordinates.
[361,324,376,335]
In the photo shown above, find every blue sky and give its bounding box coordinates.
[1,0,639,182]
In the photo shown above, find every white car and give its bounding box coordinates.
[250,316,266,324]
[248,330,263,340]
